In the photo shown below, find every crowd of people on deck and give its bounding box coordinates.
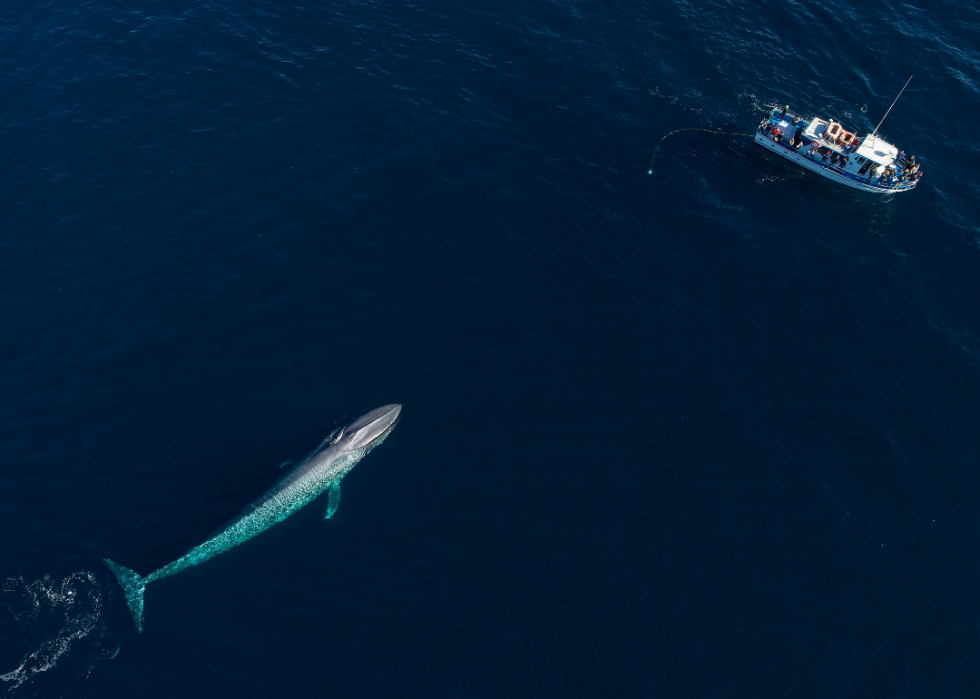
[898,153,922,181]
[757,106,923,189]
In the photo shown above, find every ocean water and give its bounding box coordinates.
[2,0,979,696]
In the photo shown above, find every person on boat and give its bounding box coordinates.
[867,165,878,182]
[774,128,783,143]
[807,141,819,159]
[779,104,788,119]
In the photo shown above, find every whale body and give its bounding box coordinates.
[105,404,401,632]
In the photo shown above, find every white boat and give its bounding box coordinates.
[754,105,922,193]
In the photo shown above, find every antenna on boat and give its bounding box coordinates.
[871,75,912,141]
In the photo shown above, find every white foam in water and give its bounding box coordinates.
[0,571,108,695]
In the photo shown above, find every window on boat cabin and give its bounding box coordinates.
[856,156,866,164]
[858,160,871,175]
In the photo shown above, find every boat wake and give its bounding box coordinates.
[0,570,119,698]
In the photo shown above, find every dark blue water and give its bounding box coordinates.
[2,0,979,696]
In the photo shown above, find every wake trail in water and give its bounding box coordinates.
[0,570,119,698]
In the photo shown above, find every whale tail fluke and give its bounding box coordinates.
[104,559,146,633]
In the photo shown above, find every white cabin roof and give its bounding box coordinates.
[856,135,898,166]
[802,118,855,155]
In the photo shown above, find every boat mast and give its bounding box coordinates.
[871,75,912,141]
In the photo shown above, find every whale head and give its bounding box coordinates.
[340,404,401,452]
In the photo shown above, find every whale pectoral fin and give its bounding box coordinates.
[324,482,341,519]
[278,458,292,470]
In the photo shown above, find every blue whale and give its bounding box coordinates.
[105,404,401,632]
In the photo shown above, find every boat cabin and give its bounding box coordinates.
[802,117,901,178]
[854,135,899,168]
